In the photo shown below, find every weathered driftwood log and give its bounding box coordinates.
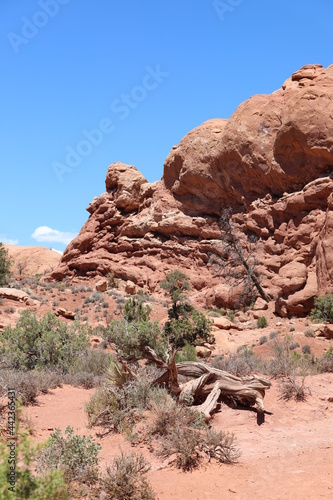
[192,382,221,422]
[152,359,271,417]
[177,362,271,414]
[141,346,271,418]
[179,362,271,414]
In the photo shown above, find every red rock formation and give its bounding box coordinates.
[6,245,61,278]
[51,64,333,317]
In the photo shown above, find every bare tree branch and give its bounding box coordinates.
[210,208,270,305]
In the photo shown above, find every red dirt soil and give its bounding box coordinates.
[24,373,333,499]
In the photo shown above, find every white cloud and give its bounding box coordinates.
[0,236,18,245]
[51,248,64,255]
[31,226,77,245]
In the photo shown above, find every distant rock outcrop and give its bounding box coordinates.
[51,64,333,317]
[6,245,61,278]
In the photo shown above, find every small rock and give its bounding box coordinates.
[96,278,107,292]
[249,310,263,320]
[195,346,211,358]
[253,297,268,311]
[316,324,333,339]
[90,337,101,344]
[125,280,136,295]
[0,287,29,302]
[213,317,234,330]
[56,308,75,320]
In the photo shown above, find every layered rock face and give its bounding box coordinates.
[51,64,333,316]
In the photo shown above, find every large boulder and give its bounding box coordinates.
[50,65,333,317]
[163,64,333,214]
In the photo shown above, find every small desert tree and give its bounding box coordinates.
[211,208,269,307]
[0,242,11,286]
[160,270,190,320]
[161,270,214,348]
[311,294,333,323]
[123,297,151,323]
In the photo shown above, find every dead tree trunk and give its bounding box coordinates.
[153,361,271,418]
[143,346,181,395]
[213,207,270,305]
[177,362,271,413]
[140,347,271,419]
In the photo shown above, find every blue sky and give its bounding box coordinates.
[1,0,332,252]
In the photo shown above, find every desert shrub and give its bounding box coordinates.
[289,342,300,350]
[85,387,121,430]
[38,282,54,291]
[269,331,278,340]
[0,242,11,286]
[160,271,214,348]
[207,307,225,318]
[164,310,214,349]
[0,428,68,499]
[200,428,241,464]
[150,396,207,470]
[175,343,198,363]
[302,344,311,355]
[83,292,103,305]
[279,376,311,402]
[4,307,15,314]
[158,426,201,470]
[225,309,236,322]
[71,285,90,294]
[304,328,315,338]
[257,316,267,329]
[259,335,267,345]
[149,396,205,437]
[104,320,166,360]
[0,311,89,373]
[311,294,333,323]
[0,370,63,405]
[66,372,98,390]
[160,270,190,320]
[264,336,301,377]
[105,361,134,389]
[86,366,162,432]
[124,297,151,322]
[207,311,221,318]
[69,348,112,385]
[211,346,260,377]
[36,426,101,485]
[317,347,333,373]
[85,386,131,432]
[153,399,239,470]
[102,451,155,500]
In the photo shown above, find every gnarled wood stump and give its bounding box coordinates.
[176,362,271,416]
[140,346,271,420]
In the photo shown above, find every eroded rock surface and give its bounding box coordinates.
[51,64,333,317]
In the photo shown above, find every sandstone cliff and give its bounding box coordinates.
[51,64,333,317]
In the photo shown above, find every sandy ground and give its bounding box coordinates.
[24,373,333,500]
